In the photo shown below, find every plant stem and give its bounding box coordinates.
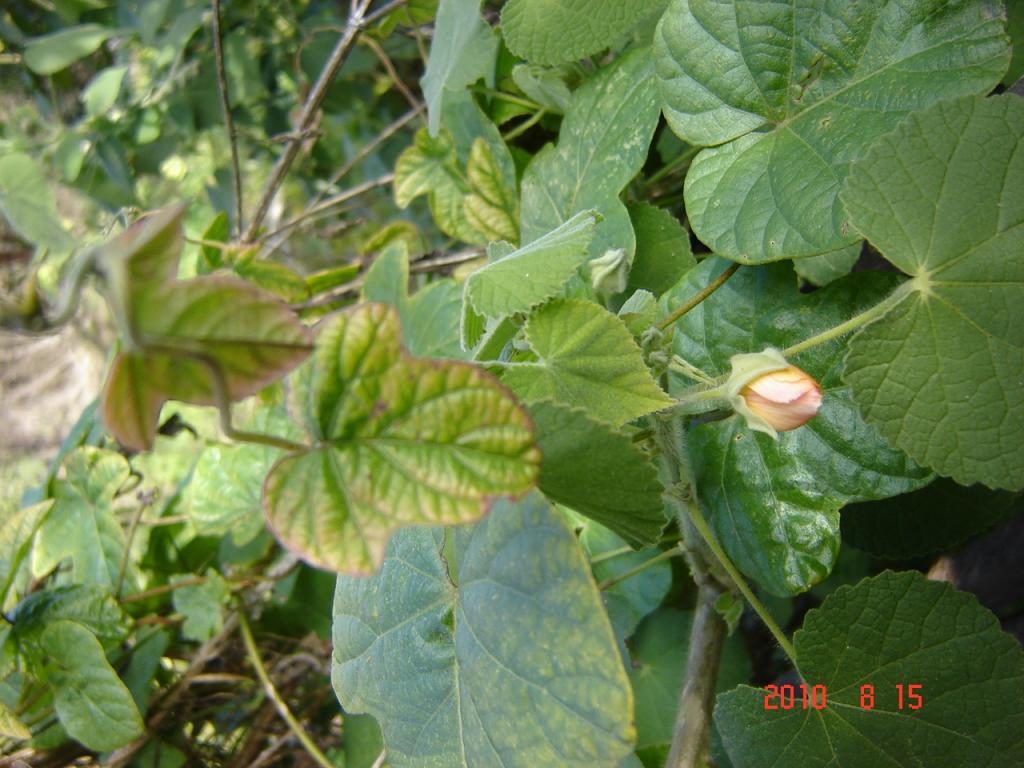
[260,173,394,243]
[782,280,914,357]
[237,607,336,768]
[211,0,244,238]
[682,495,797,663]
[597,545,682,591]
[657,263,741,331]
[644,144,701,188]
[242,0,372,242]
[667,582,727,768]
[502,108,547,141]
[472,86,542,111]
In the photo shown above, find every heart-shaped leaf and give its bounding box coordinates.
[715,570,1024,767]
[842,94,1024,490]
[654,0,1010,262]
[663,261,931,595]
[264,303,540,574]
[500,299,673,425]
[98,207,312,450]
[331,494,636,767]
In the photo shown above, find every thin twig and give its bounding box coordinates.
[243,0,373,242]
[309,108,417,210]
[657,262,741,331]
[361,35,426,122]
[237,606,336,768]
[409,248,484,273]
[371,750,388,768]
[364,0,407,26]
[212,0,244,237]
[259,173,394,244]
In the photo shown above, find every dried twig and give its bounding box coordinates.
[212,0,244,237]
[243,0,375,242]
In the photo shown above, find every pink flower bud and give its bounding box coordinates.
[740,365,822,433]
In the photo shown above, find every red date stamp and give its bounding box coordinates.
[763,683,923,711]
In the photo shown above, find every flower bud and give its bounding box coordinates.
[589,248,629,295]
[725,348,822,438]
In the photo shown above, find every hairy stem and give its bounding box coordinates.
[783,279,915,357]
[597,545,683,591]
[667,582,727,768]
[657,263,741,331]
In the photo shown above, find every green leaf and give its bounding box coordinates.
[0,153,72,251]
[530,401,665,548]
[715,570,1024,767]
[842,480,1022,560]
[265,303,539,574]
[0,500,52,608]
[394,128,481,243]
[41,620,144,751]
[625,202,694,297]
[189,407,300,545]
[573,515,671,645]
[172,570,228,642]
[98,206,312,450]
[32,448,131,590]
[463,137,519,243]
[500,299,672,425]
[501,0,650,65]
[197,211,229,272]
[654,0,1011,262]
[83,65,127,119]
[521,48,661,260]
[420,0,497,135]
[10,585,126,644]
[664,262,931,595]
[23,23,115,74]
[331,494,635,766]
[631,608,750,766]
[842,94,1024,490]
[465,210,598,319]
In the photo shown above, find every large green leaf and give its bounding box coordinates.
[463,138,519,243]
[420,0,497,135]
[331,495,635,767]
[630,608,750,767]
[500,299,672,425]
[842,480,1022,560]
[654,0,1010,262]
[500,0,650,65]
[32,448,131,590]
[531,401,665,548]
[0,153,72,251]
[715,570,1024,767]
[465,210,598,319]
[41,620,144,751]
[264,303,540,574]
[520,48,661,260]
[842,94,1024,490]
[96,209,311,451]
[664,262,931,595]
[23,23,115,74]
